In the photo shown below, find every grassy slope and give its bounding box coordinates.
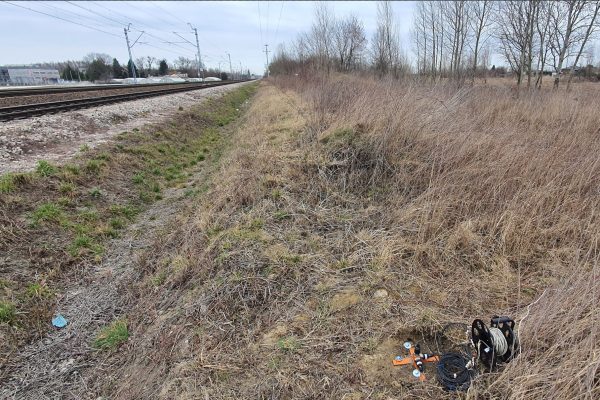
[0,83,257,366]
[84,82,437,399]
[86,78,600,399]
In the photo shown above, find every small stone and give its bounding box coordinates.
[373,289,388,299]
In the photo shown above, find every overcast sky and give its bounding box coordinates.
[0,1,418,73]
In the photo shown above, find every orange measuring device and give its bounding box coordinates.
[393,341,440,381]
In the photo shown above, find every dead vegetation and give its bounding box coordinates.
[74,75,600,399]
[3,74,599,398]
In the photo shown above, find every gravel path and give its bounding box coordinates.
[0,82,248,175]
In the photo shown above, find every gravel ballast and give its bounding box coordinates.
[0,82,249,174]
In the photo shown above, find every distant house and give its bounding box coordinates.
[0,67,60,86]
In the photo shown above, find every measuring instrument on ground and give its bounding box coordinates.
[391,315,520,390]
[392,340,439,381]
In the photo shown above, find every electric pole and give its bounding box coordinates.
[124,24,144,84]
[264,44,270,77]
[188,23,204,80]
[227,53,233,80]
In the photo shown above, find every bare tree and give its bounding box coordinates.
[470,0,493,82]
[549,0,596,88]
[495,1,538,87]
[145,56,157,75]
[443,0,471,79]
[413,1,476,81]
[308,2,335,72]
[566,1,600,88]
[535,0,554,88]
[334,14,367,71]
[372,0,404,77]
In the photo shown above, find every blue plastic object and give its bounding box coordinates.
[52,314,68,328]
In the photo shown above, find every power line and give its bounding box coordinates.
[257,1,263,45]
[37,1,121,30]
[151,2,187,25]
[65,1,126,28]
[2,1,121,38]
[274,1,285,45]
[72,1,196,59]
[127,2,180,32]
[88,1,198,56]
[266,1,270,44]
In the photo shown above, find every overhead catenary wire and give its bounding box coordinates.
[266,0,270,44]
[36,1,122,31]
[4,0,197,62]
[257,1,263,45]
[274,1,285,46]
[151,2,187,25]
[86,0,197,57]
[2,1,121,38]
[65,1,128,29]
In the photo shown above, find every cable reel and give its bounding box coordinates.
[471,316,518,371]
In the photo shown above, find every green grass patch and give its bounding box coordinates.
[94,319,129,350]
[85,160,102,173]
[59,181,76,195]
[109,204,139,220]
[89,187,102,198]
[0,301,16,324]
[31,202,63,224]
[0,174,16,194]
[132,172,145,184]
[25,282,53,299]
[36,160,56,177]
[277,336,301,353]
[274,211,291,220]
[109,217,125,230]
[69,235,103,256]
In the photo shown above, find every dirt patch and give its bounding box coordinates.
[361,338,403,386]
[330,289,362,312]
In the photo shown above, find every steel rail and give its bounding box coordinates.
[0,81,246,122]
[0,81,227,98]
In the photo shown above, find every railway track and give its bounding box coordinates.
[0,80,245,121]
[0,81,208,98]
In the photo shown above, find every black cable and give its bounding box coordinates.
[436,352,475,391]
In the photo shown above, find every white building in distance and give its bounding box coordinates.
[0,67,60,86]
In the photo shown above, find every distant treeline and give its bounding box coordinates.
[270,1,600,88]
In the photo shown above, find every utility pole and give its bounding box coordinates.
[264,44,270,77]
[124,24,144,84]
[227,53,233,80]
[188,23,204,80]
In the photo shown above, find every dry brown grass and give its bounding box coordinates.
[77,76,600,399]
[276,74,600,398]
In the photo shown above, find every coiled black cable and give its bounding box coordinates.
[436,352,474,391]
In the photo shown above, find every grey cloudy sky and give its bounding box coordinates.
[0,1,416,74]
